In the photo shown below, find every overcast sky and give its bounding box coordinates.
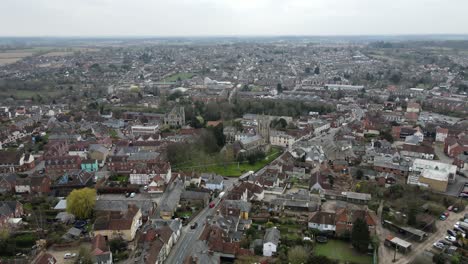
[1,0,467,36]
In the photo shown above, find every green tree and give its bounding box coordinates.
[307,255,338,264]
[356,169,364,180]
[432,253,445,264]
[288,246,309,264]
[277,83,283,93]
[314,66,320,75]
[351,218,370,253]
[451,253,461,264]
[77,246,93,264]
[67,188,97,219]
[407,204,417,226]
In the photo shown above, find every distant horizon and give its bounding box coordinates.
[2,0,467,38]
[1,33,468,39]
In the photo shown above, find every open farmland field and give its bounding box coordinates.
[40,47,99,57]
[0,50,35,65]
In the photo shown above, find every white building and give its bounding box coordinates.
[411,159,457,183]
[308,212,336,232]
[270,130,296,148]
[263,227,280,257]
[201,173,224,190]
[436,127,449,142]
[131,125,159,136]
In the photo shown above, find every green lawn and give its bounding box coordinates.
[201,147,283,177]
[162,72,195,82]
[314,240,372,264]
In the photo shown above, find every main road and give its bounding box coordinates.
[164,178,237,264]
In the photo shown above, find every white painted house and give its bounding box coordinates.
[201,173,224,190]
[308,212,336,232]
[263,227,280,257]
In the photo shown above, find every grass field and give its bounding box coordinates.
[162,72,195,82]
[314,240,372,264]
[199,147,283,177]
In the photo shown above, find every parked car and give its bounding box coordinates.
[190,222,198,229]
[130,192,136,198]
[444,212,450,217]
[433,242,445,250]
[448,206,454,211]
[64,253,76,259]
[440,214,447,221]
[448,230,457,237]
[439,240,452,246]
[445,236,457,242]
[455,227,466,234]
[209,202,215,208]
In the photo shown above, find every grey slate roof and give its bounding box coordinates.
[264,227,280,245]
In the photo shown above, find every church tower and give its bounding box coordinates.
[257,115,270,144]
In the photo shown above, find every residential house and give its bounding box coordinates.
[106,152,160,174]
[15,175,51,195]
[0,174,16,193]
[269,130,296,148]
[160,180,184,220]
[180,190,210,208]
[308,212,336,233]
[93,204,142,241]
[309,172,331,193]
[263,227,280,257]
[89,144,110,162]
[406,102,421,113]
[400,144,435,160]
[0,201,23,229]
[198,224,252,259]
[436,127,449,142]
[183,240,220,264]
[94,200,156,220]
[147,175,166,193]
[0,151,34,173]
[129,161,171,185]
[52,170,94,196]
[227,182,264,201]
[201,173,224,191]
[45,155,82,175]
[81,159,99,172]
[33,252,57,264]
[335,208,377,237]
